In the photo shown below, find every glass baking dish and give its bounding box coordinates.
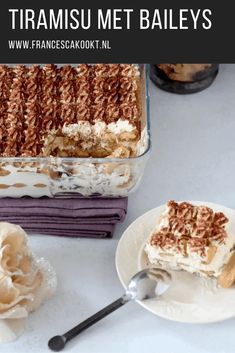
[0,64,150,198]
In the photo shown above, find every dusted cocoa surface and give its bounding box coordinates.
[150,200,228,258]
[0,64,140,157]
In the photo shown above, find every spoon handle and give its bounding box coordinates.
[64,296,128,343]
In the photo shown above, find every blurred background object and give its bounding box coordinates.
[150,64,219,94]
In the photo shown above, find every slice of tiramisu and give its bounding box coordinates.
[145,201,235,288]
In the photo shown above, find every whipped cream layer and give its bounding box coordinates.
[145,234,234,278]
[62,119,137,137]
[145,201,235,278]
[43,119,139,158]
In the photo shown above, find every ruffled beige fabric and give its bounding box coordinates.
[0,222,55,342]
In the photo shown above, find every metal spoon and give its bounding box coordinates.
[48,268,171,352]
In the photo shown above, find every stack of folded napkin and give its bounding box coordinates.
[0,196,128,238]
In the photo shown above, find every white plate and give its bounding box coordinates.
[116,201,235,324]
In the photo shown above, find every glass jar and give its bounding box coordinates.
[150,64,219,94]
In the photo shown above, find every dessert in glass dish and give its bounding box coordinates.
[145,201,235,288]
[0,64,140,158]
[150,64,219,93]
[0,64,150,197]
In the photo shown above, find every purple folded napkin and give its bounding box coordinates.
[0,197,128,238]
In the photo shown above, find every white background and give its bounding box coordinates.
[2,64,235,353]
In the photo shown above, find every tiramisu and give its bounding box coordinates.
[145,201,235,288]
[157,64,212,82]
[0,64,141,158]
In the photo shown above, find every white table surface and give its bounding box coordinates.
[2,64,235,353]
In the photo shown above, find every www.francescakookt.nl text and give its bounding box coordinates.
[8,39,111,50]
